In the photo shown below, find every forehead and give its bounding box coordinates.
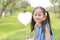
[34,8,43,14]
[35,8,42,11]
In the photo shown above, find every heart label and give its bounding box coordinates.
[17,12,32,25]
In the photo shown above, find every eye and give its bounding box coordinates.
[35,14,37,16]
[38,14,41,16]
[33,13,37,16]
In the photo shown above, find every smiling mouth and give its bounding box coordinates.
[35,19,40,20]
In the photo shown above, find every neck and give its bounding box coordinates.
[37,22,42,26]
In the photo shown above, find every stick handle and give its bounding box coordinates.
[25,26,27,37]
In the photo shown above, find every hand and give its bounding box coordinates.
[26,38,32,40]
[25,36,32,40]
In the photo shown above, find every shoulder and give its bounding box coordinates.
[45,23,50,31]
[44,24,50,36]
[45,23,50,29]
[45,23,50,27]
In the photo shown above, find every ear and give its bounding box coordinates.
[43,16,46,21]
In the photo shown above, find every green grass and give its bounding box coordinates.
[0,12,60,40]
[50,13,60,40]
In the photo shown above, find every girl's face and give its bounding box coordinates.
[33,8,46,24]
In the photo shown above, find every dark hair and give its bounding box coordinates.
[31,7,53,35]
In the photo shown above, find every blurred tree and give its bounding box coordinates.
[57,0,60,18]
[0,0,30,18]
[25,6,34,12]
[50,0,57,13]
[19,0,31,12]
[7,0,17,15]
[50,0,60,18]
[0,0,12,18]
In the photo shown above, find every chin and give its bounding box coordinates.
[35,21,40,23]
[36,21,42,23]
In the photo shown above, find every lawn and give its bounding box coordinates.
[0,12,60,40]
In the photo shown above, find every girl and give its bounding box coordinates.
[26,6,53,40]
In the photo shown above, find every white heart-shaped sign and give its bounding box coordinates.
[18,12,32,25]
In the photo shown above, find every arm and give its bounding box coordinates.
[45,27,50,40]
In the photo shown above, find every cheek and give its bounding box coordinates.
[40,16,44,19]
[39,16,44,21]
